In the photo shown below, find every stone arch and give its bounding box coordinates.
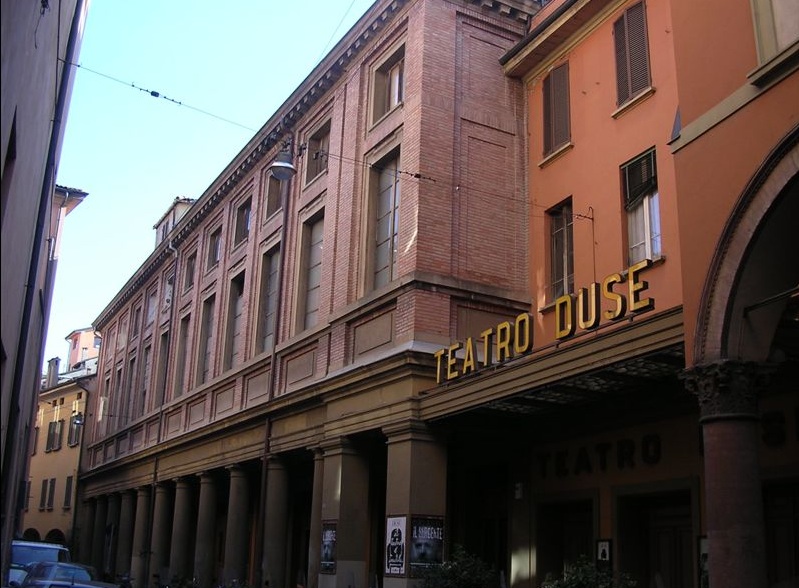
[22,527,41,541]
[695,124,799,365]
[44,528,67,545]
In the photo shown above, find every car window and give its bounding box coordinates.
[12,544,69,565]
[53,568,91,582]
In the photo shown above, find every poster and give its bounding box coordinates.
[385,516,406,575]
[409,517,444,575]
[320,522,337,574]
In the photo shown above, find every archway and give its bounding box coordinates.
[22,528,41,541]
[44,528,67,545]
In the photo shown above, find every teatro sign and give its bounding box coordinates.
[433,259,655,384]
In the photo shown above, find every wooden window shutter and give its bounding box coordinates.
[543,63,570,155]
[623,149,657,210]
[614,2,650,105]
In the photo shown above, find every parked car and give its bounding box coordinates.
[9,541,71,586]
[17,562,118,588]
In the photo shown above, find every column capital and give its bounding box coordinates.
[382,419,440,444]
[682,360,773,422]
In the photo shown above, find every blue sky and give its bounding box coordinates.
[45,0,376,367]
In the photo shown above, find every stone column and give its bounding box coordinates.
[91,495,108,573]
[194,472,217,588]
[318,438,370,588]
[150,483,174,585]
[382,421,447,588]
[306,449,324,588]
[170,478,195,581]
[116,490,136,576]
[131,486,152,588]
[223,465,250,584]
[263,458,289,588]
[78,498,97,564]
[106,493,121,578]
[683,360,770,588]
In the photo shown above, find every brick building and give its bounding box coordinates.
[77,2,532,588]
[75,0,798,587]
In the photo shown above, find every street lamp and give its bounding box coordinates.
[269,139,298,181]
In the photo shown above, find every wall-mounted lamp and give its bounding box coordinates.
[269,139,299,181]
[72,412,85,426]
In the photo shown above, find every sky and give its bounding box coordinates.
[45,0,377,369]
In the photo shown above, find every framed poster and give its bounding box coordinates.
[596,539,612,570]
[385,516,406,575]
[409,516,444,576]
[320,522,337,574]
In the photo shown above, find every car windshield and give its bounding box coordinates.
[11,545,70,565]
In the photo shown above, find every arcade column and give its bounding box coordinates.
[131,486,151,588]
[263,457,289,588]
[382,421,447,588]
[170,478,195,580]
[318,438,370,588]
[150,482,174,584]
[106,493,121,577]
[78,497,96,564]
[194,472,217,588]
[223,464,250,584]
[91,495,108,572]
[683,360,770,588]
[307,449,324,588]
[116,490,136,576]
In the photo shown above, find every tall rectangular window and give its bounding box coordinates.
[613,1,651,106]
[163,273,174,308]
[39,480,48,510]
[234,198,252,245]
[257,249,281,352]
[224,273,245,370]
[131,306,142,338]
[46,420,63,452]
[373,45,405,122]
[301,216,324,330]
[139,344,152,417]
[67,414,82,447]
[154,330,170,406]
[184,252,197,291]
[174,316,191,397]
[124,356,137,426]
[63,476,73,509]
[305,122,331,183]
[197,295,216,384]
[372,153,401,289]
[622,149,661,263]
[146,288,158,325]
[207,227,222,269]
[543,63,570,156]
[47,478,56,510]
[264,175,282,220]
[549,201,574,300]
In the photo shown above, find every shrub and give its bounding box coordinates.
[541,556,637,588]
[420,545,499,588]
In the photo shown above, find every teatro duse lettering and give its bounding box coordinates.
[434,259,655,384]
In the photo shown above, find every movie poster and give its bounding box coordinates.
[385,516,406,575]
[320,522,337,574]
[409,517,444,576]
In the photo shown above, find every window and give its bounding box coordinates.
[24,481,31,511]
[197,295,216,384]
[622,149,661,263]
[139,344,152,417]
[163,273,174,307]
[63,476,73,509]
[46,478,56,510]
[543,63,570,156]
[174,316,191,397]
[45,420,63,452]
[93,335,101,348]
[39,480,48,510]
[131,306,142,338]
[549,201,574,300]
[257,249,281,352]
[264,174,282,220]
[224,273,245,370]
[154,330,170,407]
[305,121,331,183]
[67,414,82,446]
[146,288,158,325]
[184,252,197,291]
[372,45,405,123]
[300,216,324,330]
[372,152,402,288]
[234,198,252,245]
[207,227,222,269]
[613,1,651,106]
[752,0,799,65]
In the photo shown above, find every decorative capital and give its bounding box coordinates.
[681,360,773,422]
